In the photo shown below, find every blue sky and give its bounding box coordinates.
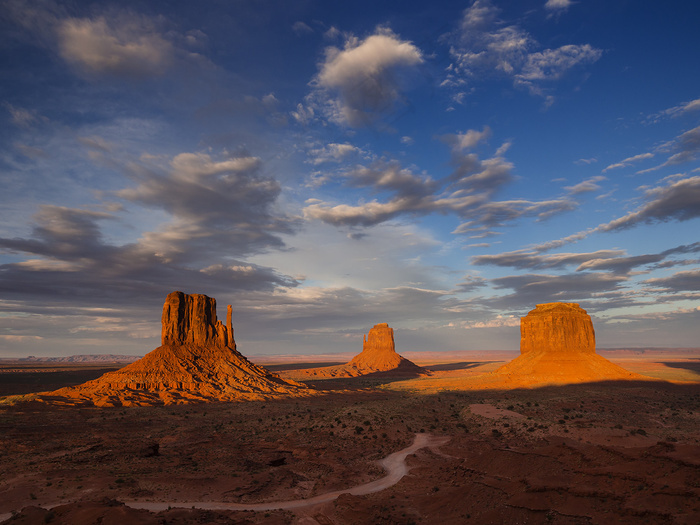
[1,0,699,358]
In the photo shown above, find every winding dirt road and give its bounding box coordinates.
[125,433,450,513]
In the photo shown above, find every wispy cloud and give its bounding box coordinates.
[544,0,573,11]
[565,175,606,194]
[646,97,700,123]
[444,0,601,100]
[528,175,700,252]
[304,128,576,231]
[603,152,654,172]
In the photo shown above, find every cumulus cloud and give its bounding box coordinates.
[116,151,298,260]
[310,27,423,126]
[0,148,305,315]
[445,0,601,100]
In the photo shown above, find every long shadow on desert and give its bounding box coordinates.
[1,294,699,524]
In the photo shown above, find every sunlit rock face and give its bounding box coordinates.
[286,322,425,379]
[520,303,595,356]
[348,323,402,371]
[490,302,644,387]
[161,291,232,348]
[42,291,312,406]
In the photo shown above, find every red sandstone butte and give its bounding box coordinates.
[41,291,312,406]
[288,322,425,378]
[491,302,646,387]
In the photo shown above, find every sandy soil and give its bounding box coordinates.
[1,351,700,524]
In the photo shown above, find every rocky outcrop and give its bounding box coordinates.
[284,323,425,379]
[41,291,313,406]
[491,302,645,387]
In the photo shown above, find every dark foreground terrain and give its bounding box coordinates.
[1,359,700,524]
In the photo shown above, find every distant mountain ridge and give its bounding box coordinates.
[2,355,141,363]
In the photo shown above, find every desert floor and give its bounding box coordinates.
[1,350,699,524]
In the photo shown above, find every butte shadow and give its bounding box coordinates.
[34,291,315,407]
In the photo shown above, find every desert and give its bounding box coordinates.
[1,297,699,524]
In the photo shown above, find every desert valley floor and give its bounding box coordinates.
[1,350,700,524]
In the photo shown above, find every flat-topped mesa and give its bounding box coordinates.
[520,302,595,356]
[482,301,646,388]
[161,291,233,348]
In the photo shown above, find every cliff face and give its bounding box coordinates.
[349,323,402,371]
[490,302,643,387]
[286,323,425,379]
[520,303,595,356]
[161,291,232,348]
[42,291,312,406]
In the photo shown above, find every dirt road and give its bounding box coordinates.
[124,432,449,512]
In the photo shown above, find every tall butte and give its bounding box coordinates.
[492,302,645,387]
[43,291,312,406]
[347,323,423,376]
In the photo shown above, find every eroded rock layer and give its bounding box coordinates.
[41,291,312,406]
[491,302,644,387]
[520,302,595,355]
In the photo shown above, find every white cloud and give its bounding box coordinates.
[529,176,700,252]
[57,14,175,77]
[311,27,423,126]
[647,97,700,122]
[453,127,491,150]
[516,44,602,82]
[545,0,573,11]
[603,152,654,172]
[565,175,606,195]
[4,103,42,127]
[308,143,363,165]
[303,139,575,231]
[292,21,313,36]
[447,0,601,101]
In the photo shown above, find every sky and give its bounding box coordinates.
[1,0,699,358]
